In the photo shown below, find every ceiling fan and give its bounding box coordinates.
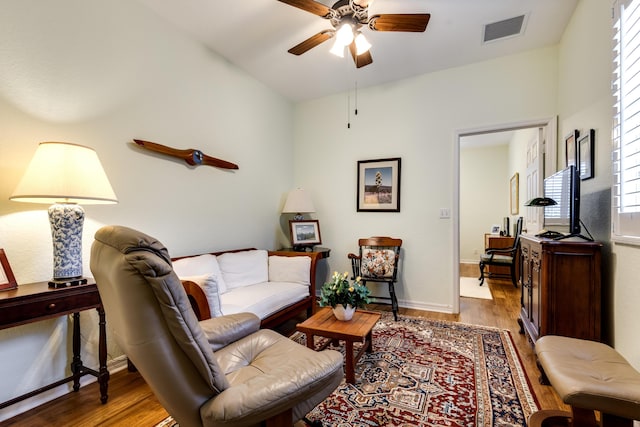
[278,0,430,68]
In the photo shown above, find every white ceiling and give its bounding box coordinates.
[136,0,578,102]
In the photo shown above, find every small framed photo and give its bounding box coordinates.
[0,249,17,291]
[357,157,401,212]
[491,224,501,235]
[578,129,595,180]
[565,129,579,168]
[289,220,322,247]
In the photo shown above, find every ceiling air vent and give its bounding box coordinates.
[483,15,526,43]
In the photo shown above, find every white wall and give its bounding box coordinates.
[460,144,509,262]
[0,0,293,420]
[293,47,558,313]
[557,0,640,370]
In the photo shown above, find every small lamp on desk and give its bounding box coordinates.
[10,142,118,287]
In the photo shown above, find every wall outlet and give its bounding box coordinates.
[439,208,451,219]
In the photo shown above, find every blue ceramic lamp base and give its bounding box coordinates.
[48,203,87,287]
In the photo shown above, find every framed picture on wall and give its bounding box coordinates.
[578,129,595,180]
[357,157,401,212]
[565,129,579,168]
[510,173,519,215]
[0,249,17,291]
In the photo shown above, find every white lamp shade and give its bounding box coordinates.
[10,142,118,205]
[282,188,315,214]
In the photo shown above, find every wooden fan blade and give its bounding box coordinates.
[369,13,431,32]
[288,30,334,55]
[277,0,332,18]
[348,42,373,68]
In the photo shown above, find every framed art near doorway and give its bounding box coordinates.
[565,129,579,168]
[510,173,519,215]
[356,158,401,212]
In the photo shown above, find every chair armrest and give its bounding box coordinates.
[181,279,211,321]
[485,247,515,256]
[200,313,261,352]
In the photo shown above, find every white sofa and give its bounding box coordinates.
[172,248,320,328]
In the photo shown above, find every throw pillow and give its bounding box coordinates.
[179,274,223,317]
[268,255,311,285]
[361,248,396,278]
[172,253,228,294]
[217,250,269,290]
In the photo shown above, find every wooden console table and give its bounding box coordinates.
[0,281,109,409]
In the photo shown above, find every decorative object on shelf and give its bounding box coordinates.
[0,249,17,291]
[133,139,238,170]
[578,129,595,180]
[282,188,315,220]
[357,157,401,212]
[565,129,579,168]
[510,172,519,215]
[10,142,118,287]
[289,219,322,251]
[319,271,370,321]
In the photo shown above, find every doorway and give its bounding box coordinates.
[453,117,557,314]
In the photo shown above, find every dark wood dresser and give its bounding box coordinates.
[518,235,602,344]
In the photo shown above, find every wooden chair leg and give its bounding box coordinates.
[570,406,598,427]
[388,282,398,320]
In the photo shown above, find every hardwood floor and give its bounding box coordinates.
[3,274,565,426]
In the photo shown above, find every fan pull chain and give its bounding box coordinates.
[355,81,358,116]
[347,91,351,128]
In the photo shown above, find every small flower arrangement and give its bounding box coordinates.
[319,271,370,309]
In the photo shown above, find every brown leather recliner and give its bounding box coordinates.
[90,225,343,427]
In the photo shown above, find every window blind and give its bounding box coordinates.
[612,0,640,243]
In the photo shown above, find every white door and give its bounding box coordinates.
[525,129,543,234]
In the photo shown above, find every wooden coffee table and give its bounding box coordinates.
[296,307,381,384]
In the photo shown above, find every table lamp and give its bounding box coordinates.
[10,142,118,287]
[282,188,315,220]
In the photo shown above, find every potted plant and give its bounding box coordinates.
[319,271,370,321]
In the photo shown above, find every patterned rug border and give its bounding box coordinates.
[156,312,539,427]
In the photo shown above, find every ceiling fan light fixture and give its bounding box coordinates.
[355,32,371,54]
[336,22,354,46]
[330,38,345,57]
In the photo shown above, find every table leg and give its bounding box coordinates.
[97,306,109,403]
[71,312,82,391]
[305,333,314,349]
[345,340,355,384]
[366,330,374,353]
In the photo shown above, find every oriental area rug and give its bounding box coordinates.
[156,314,538,427]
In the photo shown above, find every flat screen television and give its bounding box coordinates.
[543,165,581,237]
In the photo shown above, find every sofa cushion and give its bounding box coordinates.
[180,274,223,317]
[173,253,228,294]
[220,282,309,319]
[217,250,268,290]
[268,255,311,286]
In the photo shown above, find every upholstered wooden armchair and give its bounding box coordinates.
[348,236,402,320]
[478,217,523,287]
